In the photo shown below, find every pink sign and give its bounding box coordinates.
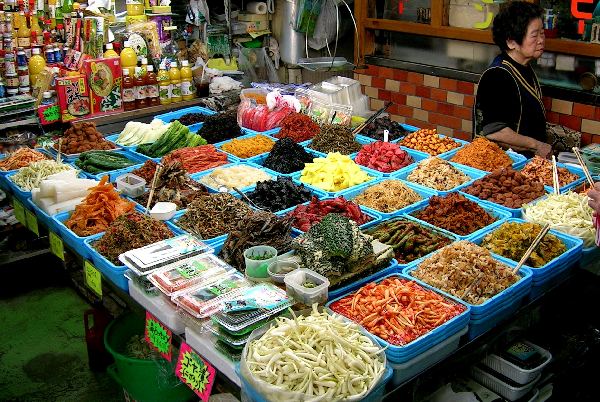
[175,342,216,401]
[144,311,172,361]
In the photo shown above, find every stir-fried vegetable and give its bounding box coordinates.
[242,305,386,401]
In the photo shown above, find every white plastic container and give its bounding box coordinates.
[481,341,552,385]
[150,202,177,221]
[267,260,299,283]
[389,326,467,386]
[115,173,146,197]
[128,277,186,334]
[471,365,541,401]
[284,268,329,305]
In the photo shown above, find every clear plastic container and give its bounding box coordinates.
[284,268,330,305]
[244,245,278,279]
[481,341,552,385]
[267,260,299,283]
[115,173,146,197]
[471,365,540,401]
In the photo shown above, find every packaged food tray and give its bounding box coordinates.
[185,327,240,387]
[394,161,487,196]
[471,365,540,401]
[215,132,278,161]
[403,191,511,241]
[360,215,459,271]
[354,140,429,178]
[77,149,148,182]
[481,341,552,385]
[191,162,277,194]
[339,178,436,220]
[325,273,471,361]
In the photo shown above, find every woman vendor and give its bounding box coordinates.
[474,1,552,159]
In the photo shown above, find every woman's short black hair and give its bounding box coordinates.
[492,1,543,51]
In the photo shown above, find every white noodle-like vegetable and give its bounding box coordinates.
[10,160,74,191]
[522,192,595,248]
[242,305,386,401]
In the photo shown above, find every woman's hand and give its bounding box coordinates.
[535,141,552,159]
[588,183,600,214]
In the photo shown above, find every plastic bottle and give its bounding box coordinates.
[16,11,30,48]
[28,46,46,86]
[157,62,171,105]
[126,0,145,17]
[169,61,181,103]
[103,42,118,58]
[41,91,54,105]
[30,15,42,44]
[133,66,147,109]
[145,64,159,106]
[62,0,73,15]
[120,40,137,78]
[122,68,136,111]
[45,45,55,63]
[180,60,195,101]
[140,56,148,79]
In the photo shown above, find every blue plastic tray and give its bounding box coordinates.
[215,132,278,161]
[515,159,586,194]
[293,166,381,198]
[248,147,318,177]
[26,197,60,233]
[528,262,574,301]
[76,149,148,181]
[53,211,101,260]
[128,146,162,163]
[105,133,136,150]
[84,233,129,292]
[328,259,399,300]
[404,256,532,318]
[459,185,548,218]
[356,122,419,142]
[326,272,471,360]
[394,161,488,196]
[470,218,583,281]
[360,215,459,271]
[340,178,436,219]
[354,142,428,177]
[303,140,361,160]
[242,127,282,138]
[449,150,528,173]
[191,162,276,194]
[467,288,528,340]
[154,105,216,126]
[235,363,393,402]
[403,192,511,240]
[5,171,34,203]
[399,134,469,160]
[0,148,54,177]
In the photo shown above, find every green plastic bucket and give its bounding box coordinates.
[104,313,195,402]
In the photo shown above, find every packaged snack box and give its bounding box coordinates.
[83,58,124,116]
[56,75,91,122]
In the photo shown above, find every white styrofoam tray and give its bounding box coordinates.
[481,341,552,385]
[128,278,186,335]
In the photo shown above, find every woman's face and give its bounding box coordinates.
[509,17,545,65]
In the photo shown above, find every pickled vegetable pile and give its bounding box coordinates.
[407,157,470,191]
[353,180,422,213]
[300,153,372,192]
[287,196,372,232]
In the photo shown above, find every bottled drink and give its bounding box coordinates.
[169,61,181,103]
[122,68,135,111]
[16,11,29,48]
[120,40,136,77]
[157,62,170,105]
[180,60,195,100]
[145,64,159,106]
[140,56,148,78]
[133,66,147,109]
[28,46,46,86]
[103,42,118,58]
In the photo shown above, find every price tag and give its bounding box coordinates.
[25,210,39,236]
[49,231,65,261]
[383,129,390,142]
[84,261,102,297]
[175,342,215,401]
[12,198,26,226]
[145,311,172,361]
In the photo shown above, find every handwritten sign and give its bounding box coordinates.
[49,231,65,260]
[25,210,39,236]
[12,198,26,226]
[84,261,102,297]
[145,311,172,361]
[43,105,60,123]
[175,342,215,401]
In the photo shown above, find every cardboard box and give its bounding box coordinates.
[56,75,91,122]
[82,58,124,116]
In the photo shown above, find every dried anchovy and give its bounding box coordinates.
[309,124,362,155]
[220,211,295,271]
[135,161,208,209]
[263,138,314,174]
[94,211,173,264]
[177,193,253,240]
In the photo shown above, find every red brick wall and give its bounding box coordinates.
[355,65,600,145]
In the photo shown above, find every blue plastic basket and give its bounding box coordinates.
[249,147,319,177]
[340,178,436,219]
[26,197,60,233]
[394,161,488,196]
[294,166,381,198]
[128,145,162,163]
[105,133,136,151]
[0,148,54,177]
[325,272,471,361]
[355,122,419,143]
[154,106,216,126]
[215,132,278,161]
[470,218,583,282]
[191,162,277,194]
[235,363,393,402]
[404,256,532,318]
[400,135,469,160]
[53,211,101,259]
[242,127,282,138]
[75,149,148,181]
[467,288,528,340]
[515,160,586,194]
[84,233,129,292]
[360,215,459,271]
[5,171,34,203]
[404,191,511,240]
[354,142,428,177]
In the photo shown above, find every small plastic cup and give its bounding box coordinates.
[268,260,299,283]
[244,245,277,279]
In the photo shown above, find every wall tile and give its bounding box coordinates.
[456,81,475,95]
[379,67,395,79]
[390,114,406,123]
[422,99,437,112]
[407,72,424,85]
[391,92,407,105]
[573,103,595,119]
[357,74,372,87]
[423,75,440,88]
[463,95,475,108]
[407,118,435,130]
[551,99,573,115]
[379,89,391,101]
[406,95,421,108]
[582,133,592,145]
[429,112,462,130]
[371,98,385,110]
[431,88,447,102]
[582,119,600,135]
[437,103,454,116]
[396,104,415,117]
[437,126,454,137]
[413,108,429,122]
[356,65,379,76]
[462,119,472,132]
[558,114,582,132]
[372,77,386,89]
[546,111,560,124]
[440,78,458,91]
[365,86,378,99]
[542,96,552,111]
[455,130,473,141]
[416,85,431,98]
[592,135,600,144]
[385,79,401,92]
[447,91,465,106]
[394,70,409,81]
[454,105,472,120]
[400,82,417,95]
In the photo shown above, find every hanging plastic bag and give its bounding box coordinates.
[236,46,258,86]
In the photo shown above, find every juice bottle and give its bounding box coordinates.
[146,65,159,106]
[120,40,137,77]
[126,0,144,17]
[28,46,46,86]
[157,62,170,105]
[122,68,135,111]
[140,56,148,79]
[169,61,181,103]
[103,43,118,58]
[16,11,30,48]
[134,66,147,109]
[30,15,42,44]
[180,60,195,100]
